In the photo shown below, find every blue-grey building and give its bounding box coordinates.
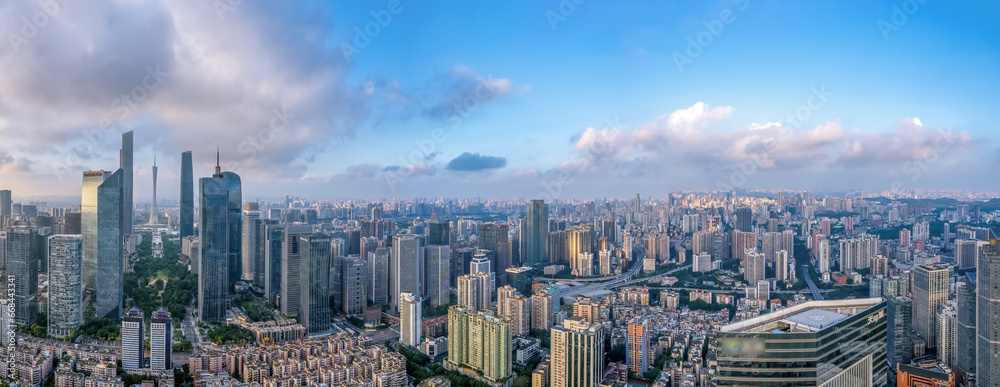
[199,159,230,323]
[179,151,194,238]
[96,169,124,319]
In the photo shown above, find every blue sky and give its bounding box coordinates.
[1,0,998,200]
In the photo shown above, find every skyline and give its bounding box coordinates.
[1,1,998,200]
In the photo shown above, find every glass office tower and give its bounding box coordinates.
[717,298,888,387]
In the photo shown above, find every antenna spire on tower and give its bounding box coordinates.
[215,146,221,175]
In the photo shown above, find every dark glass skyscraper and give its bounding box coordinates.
[717,298,887,386]
[886,296,912,369]
[429,218,450,246]
[199,158,230,323]
[120,131,133,234]
[221,171,242,286]
[96,169,124,319]
[179,151,194,238]
[0,189,11,220]
[5,226,40,328]
[735,207,753,232]
[525,199,549,267]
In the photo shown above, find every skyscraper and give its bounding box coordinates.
[5,226,40,328]
[627,317,650,374]
[81,170,110,290]
[299,234,332,335]
[429,218,450,246]
[179,151,194,238]
[339,255,367,315]
[199,156,230,323]
[221,171,242,286]
[550,316,605,387]
[150,308,172,371]
[887,296,913,369]
[938,303,957,368]
[744,250,765,285]
[956,273,976,385]
[149,155,158,224]
[425,245,450,307]
[525,199,549,267]
[735,207,753,232]
[122,307,144,370]
[263,223,286,305]
[368,247,390,306]
[717,298,887,386]
[480,223,510,284]
[0,189,11,221]
[47,235,83,339]
[913,263,950,348]
[458,272,493,311]
[775,250,789,282]
[391,234,423,312]
[531,293,555,331]
[241,203,260,282]
[977,239,1000,387]
[120,131,133,235]
[400,293,422,347]
[96,169,125,319]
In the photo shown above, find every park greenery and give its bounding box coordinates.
[124,232,197,322]
[207,324,254,345]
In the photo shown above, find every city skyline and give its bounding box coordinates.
[1,1,998,199]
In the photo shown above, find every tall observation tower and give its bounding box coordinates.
[150,155,157,225]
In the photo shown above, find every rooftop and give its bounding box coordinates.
[720,298,884,334]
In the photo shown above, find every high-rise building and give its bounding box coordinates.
[458,272,493,311]
[0,189,10,220]
[775,250,789,282]
[627,317,650,374]
[241,203,260,282]
[956,273,976,385]
[693,253,712,273]
[732,230,757,262]
[717,298,887,386]
[525,200,550,267]
[298,234,332,335]
[425,245,450,307]
[368,247,390,306]
[339,255,367,315]
[149,155,158,224]
[745,250,765,285]
[447,306,513,384]
[818,239,831,274]
[179,151,194,238]
[6,226,40,328]
[897,362,955,387]
[956,239,988,271]
[913,263,950,348]
[550,316,604,387]
[735,207,753,232]
[150,308,172,370]
[391,234,423,312]
[262,223,286,304]
[938,303,957,368]
[505,267,533,296]
[221,171,242,286]
[251,217,276,287]
[96,169,125,319]
[81,170,110,291]
[122,307,144,370]
[429,218,450,246]
[887,296,913,369]
[400,293,422,346]
[480,223,511,284]
[599,249,613,276]
[977,239,1000,387]
[47,235,82,338]
[531,293,555,331]
[762,232,781,265]
[199,157,230,323]
[120,131,133,237]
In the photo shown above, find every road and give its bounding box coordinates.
[802,264,825,301]
[556,245,667,299]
